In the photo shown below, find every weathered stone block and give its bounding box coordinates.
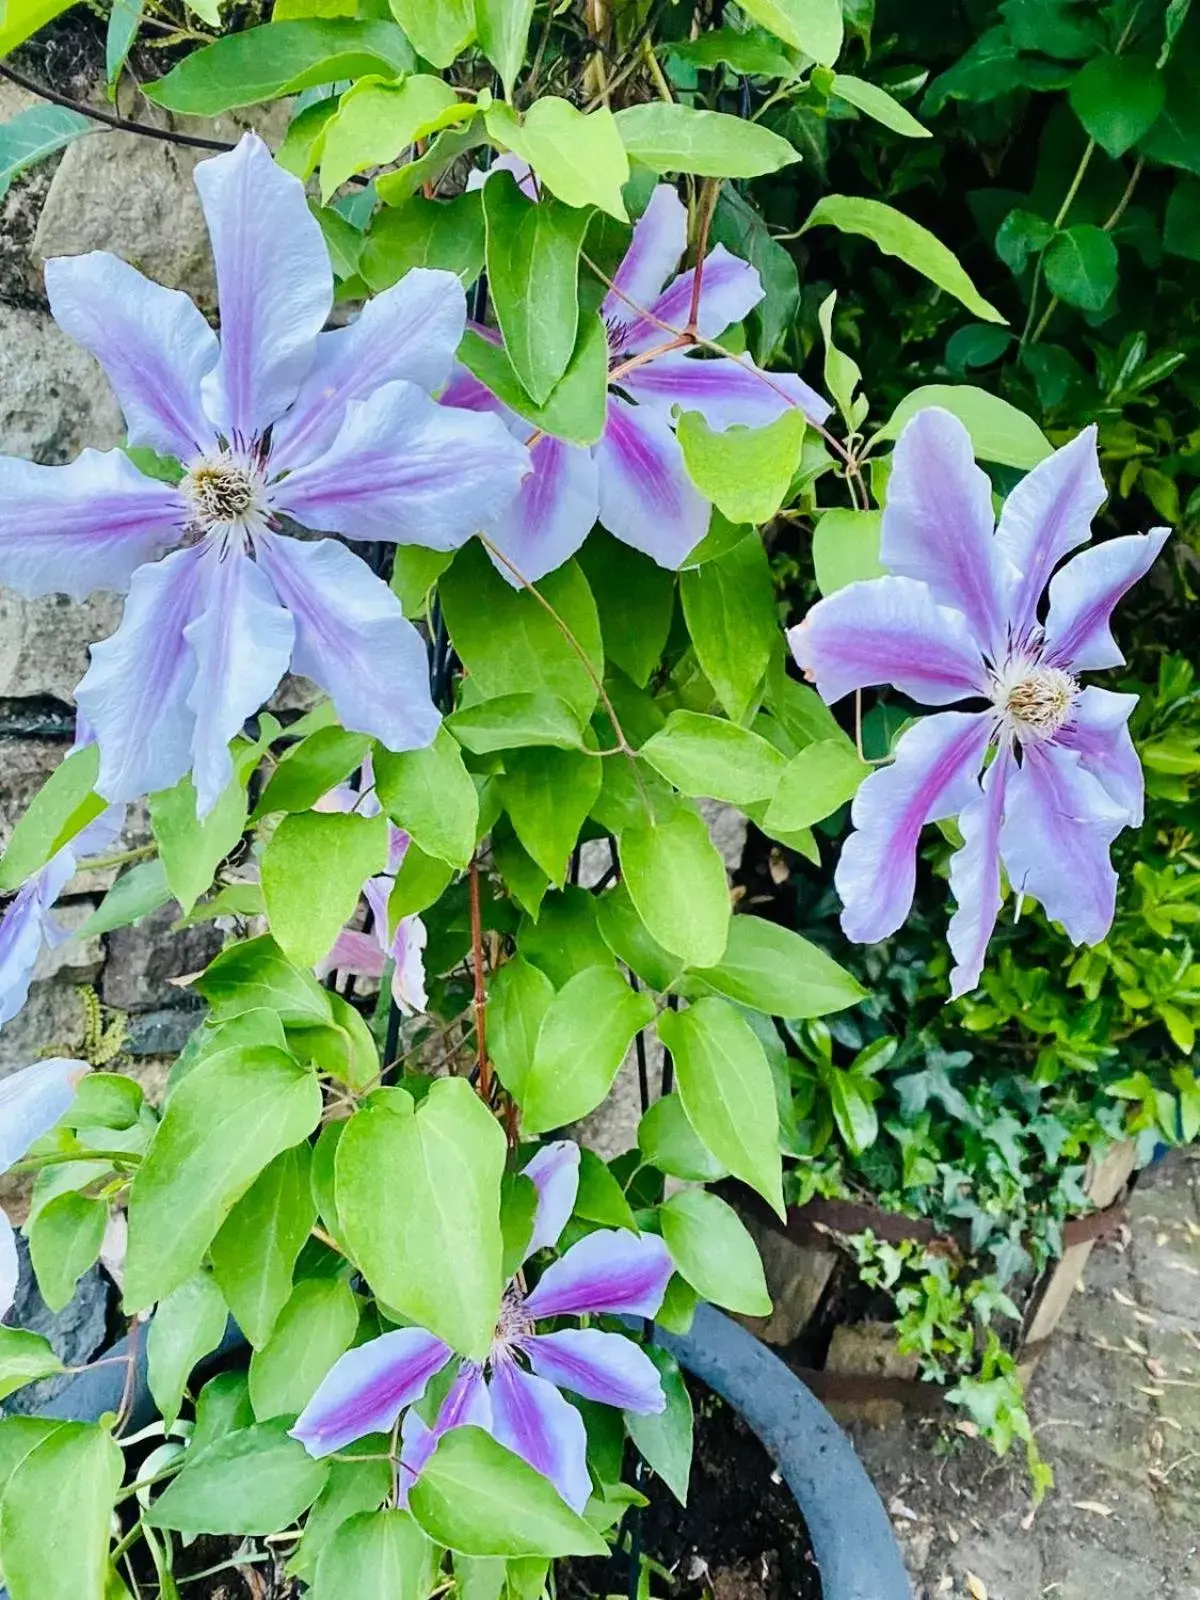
[101,904,221,1013]
[0,589,124,702]
[0,979,87,1073]
[737,1214,834,1347]
[0,303,123,462]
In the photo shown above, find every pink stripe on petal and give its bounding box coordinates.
[291,1328,453,1458]
[484,435,600,586]
[319,928,387,982]
[524,1329,666,1415]
[604,186,688,350]
[835,711,992,945]
[521,1142,581,1258]
[624,245,762,352]
[0,451,185,602]
[397,1361,490,1506]
[488,1360,591,1514]
[947,743,1013,1000]
[620,349,831,429]
[1042,529,1170,673]
[524,1229,673,1321]
[788,576,988,708]
[1057,687,1143,827]
[594,396,708,568]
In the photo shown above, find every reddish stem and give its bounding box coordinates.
[468,858,492,1102]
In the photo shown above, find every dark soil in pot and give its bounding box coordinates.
[562,1377,822,1600]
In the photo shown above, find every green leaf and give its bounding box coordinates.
[492,823,549,919]
[459,316,608,446]
[262,809,388,969]
[667,27,796,77]
[373,727,479,869]
[517,885,613,986]
[446,694,583,755]
[148,1419,329,1534]
[440,542,603,724]
[210,1144,316,1349]
[336,1079,505,1358]
[149,757,255,915]
[410,1428,607,1557]
[876,385,1051,469]
[677,408,806,525]
[498,749,602,885]
[1069,54,1165,158]
[575,531,676,688]
[0,0,79,59]
[124,1046,322,1310]
[595,882,683,993]
[249,1277,359,1421]
[621,809,730,970]
[521,966,655,1133]
[812,508,884,595]
[195,935,333,1027]
[612,103,799,177]
[387,0,473,66]
[147,1270,230,1431]
[1165,176,1200,259]
[679,533,778,723]
[1043,224,1118,313]
[764,739,869,831]
[660,1189,771,1316]
[488,956,556,1103]
[694,914,866,1019]
[625,1346,693,1504]
[79,858,172,936]
[313,1509,433,1599]
[575,1149,638,1230]
[376,118,490,206]
[277,98,338,181]
[485,100,629,220]
[638,1093,728,1183]
[640,711,787,806]
[711,187,799,365]
[146,21,415,114]
[738,0,842,64]
[484,173,591,405]
[362,192,485,291]
[0,1328,64,1401]
[0,1422,123,1600]
[288,1455,394,1582]
[475,0,535,99]
[28,1192,108,1314]
[0,744,104,893]
[0,105,90,204]
[823,1065,878,1155]
[320,75,468,199]
[830,74,929,137]
[658,998,783,1215]
[390,844,456,920]
[801,195,1005,323]
[255,728,372,818]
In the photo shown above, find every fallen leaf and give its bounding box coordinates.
[889,1496,919,1522]
[965,1573,988,1600]
[1135,1385,1166,1398]
[1071,1500,1114,1517]
[1123,1336,1150,1356]
[1146,1357,1166,1378]
[1112,1288,1137,1308]
[1134,1311,1157,1327]
[1163,1416,1182,1432]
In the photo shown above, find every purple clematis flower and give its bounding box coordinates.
[448,178,831,584]
[789,408,1168,998]
[0,133,530,816]
[314,764,428,1015]
[292,1141,672,1511]
[1,1058,87,1320]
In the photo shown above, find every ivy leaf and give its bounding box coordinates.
[1043,224,1118,312]
[801,195,1005,323]
[660,1190,771,1316]
[521,967,655,1133]
[612,103,799,177]
[146,20,415,115]
[485,100,629,220]
[1069,54,1165,158]
[677,408,806,525]
[262,809,389,969]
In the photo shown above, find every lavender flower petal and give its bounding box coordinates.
[835,711,992,944]
[487,1360,592,1514]
[0,851,75,1031]
[319,928,387,982]
[76,545,207,803]
[269,269,468,472]
[0,1058,88,1172]
[993,425,1107,638]
[254,534,440,754]
[465,153,538,199]
[603,185,688,350]
[624,245,762,353]
[270,379,530,550]
[44,252,220,460]
[524,1329,666,1415]
[947,744,1013,1000]
[184,543,295,817]
[397,1361,491,1507]
[194,132,331,442]
[0,451,185,602]
[1057,687,1144,826]
[523,1229,674,1321]
[291,1327,454,1458]
[1042,529,1171,673]
[880,408,1012,655]
[521,1141,580,1258]
[0,1212,17,1322]
[484,435,600,585]
[593,395,709,568]
[619,349,831,429]
[363,880,430,1017]
[788,576,989,707]
[1000,741,1127,947]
